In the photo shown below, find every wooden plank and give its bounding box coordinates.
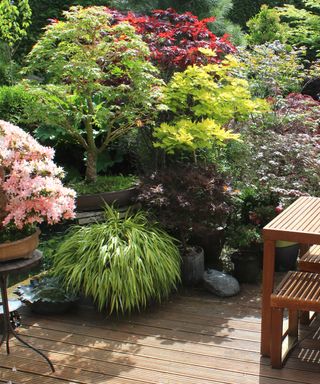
[17,321,262,353]
[264,197,311,230]
[264,197,320,240]
[1,288,319,384]
[9,331,320,382]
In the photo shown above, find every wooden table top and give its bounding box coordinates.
[0,250,42,275]
[263,196,320,243]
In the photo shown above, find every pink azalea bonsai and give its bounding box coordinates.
[0,120,76,241]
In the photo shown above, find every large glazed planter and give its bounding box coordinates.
[76,187,138,212]
[0,228,40,262]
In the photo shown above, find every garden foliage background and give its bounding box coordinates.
[0,0,320,311]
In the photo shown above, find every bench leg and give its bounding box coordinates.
[288,310,298,337]
[271,307,283,369]
[300,311,311,325]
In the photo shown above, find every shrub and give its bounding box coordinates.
[137,163,232,249]
[0,85,34,126]
[0,120,75,241]
[277,0,320,60]
[234,129,320,199]
[52,207,181,313]
[246,5,288,45]
[238,42,305,98]
[110,7,235,79]
[0,0,31,85]
[265,93,320,135]
[153,56,267,158]
[230,0,292,27]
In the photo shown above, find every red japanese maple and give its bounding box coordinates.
[108,8,235,77]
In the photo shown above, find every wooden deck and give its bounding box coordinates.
[1,283,319,384]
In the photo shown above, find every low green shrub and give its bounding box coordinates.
[52,207,181,313]
[68,175,138,195]
[0,85,34,126]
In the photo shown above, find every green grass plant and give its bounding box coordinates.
[68,175,138,195]
[52,206,181,313]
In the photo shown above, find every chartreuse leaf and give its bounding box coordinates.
[154,119,240,153]
[154,56,269,155]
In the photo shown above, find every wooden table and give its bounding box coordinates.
[261,196,320,357]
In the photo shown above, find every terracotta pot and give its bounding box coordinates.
[0,228,40,262]
[76,187,137,212]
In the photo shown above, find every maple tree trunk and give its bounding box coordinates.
[85,149,97,183]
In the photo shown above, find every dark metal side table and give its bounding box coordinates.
[0,250,55,372]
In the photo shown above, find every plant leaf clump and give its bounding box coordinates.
[52,207,181,313]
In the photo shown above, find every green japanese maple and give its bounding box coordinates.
[0,0,31,46]
[0,0,31,85]
[25,6,163,182]
[154,55,269,157]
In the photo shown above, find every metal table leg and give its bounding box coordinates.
[0,274,55,372]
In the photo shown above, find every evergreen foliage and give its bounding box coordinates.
[246,5,288,45]
[277,0,320,60]
[230,0,302,27]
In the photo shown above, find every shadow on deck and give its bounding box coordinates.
[0,283,319,383]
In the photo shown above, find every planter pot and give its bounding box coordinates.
[275,241,299,272]
[14,278,78,315]
[29,301,75,315]
[0,228,40,262]
[190,227,225,269]
[76,187,137,212]
[232,249,261,284]
[181,246,204,286]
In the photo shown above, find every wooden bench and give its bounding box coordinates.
[270,271,320,368]
[298,245,320,324]
[299,245,320,273]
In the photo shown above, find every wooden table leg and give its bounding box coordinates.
[299,243,311,324]
[261,239,275,357]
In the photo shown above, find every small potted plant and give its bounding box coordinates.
[0,120,76,262]
[226,224,262,283]
[14,276,78,315]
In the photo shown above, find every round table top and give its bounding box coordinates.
[0,249,42,275]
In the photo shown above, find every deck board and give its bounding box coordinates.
[1,284,319,383]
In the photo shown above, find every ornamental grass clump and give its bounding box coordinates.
[0,120,75,242]
[52,206,181,313]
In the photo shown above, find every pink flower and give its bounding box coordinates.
[0,120,76,231]
[275,205,284,214]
